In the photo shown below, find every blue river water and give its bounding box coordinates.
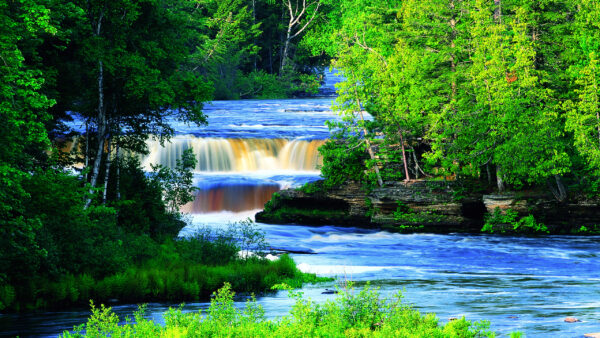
[1,70,599,337]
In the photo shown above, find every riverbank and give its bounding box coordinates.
[0,223,328,312]
[16,254,324,311]
[256,180,600,235]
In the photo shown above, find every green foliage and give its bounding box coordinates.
[482,209,549,234]
[572,224,600,235]
[564,1,600,175]
[318,126,369,189]
[263,206,348,224]
[303,0,600,198]
[2,219,323,310]
[235,69,321,99]
[393,201,444,224]
[0,0,56,293]
[151,148,198,213]
[33,254,319,309]
[229,218,269,259]
[365,198,378,218]
[62,283,499,337]
[113,156,186,240]
[297,181,326,194]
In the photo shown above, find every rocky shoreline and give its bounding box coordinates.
[256,180,600,234]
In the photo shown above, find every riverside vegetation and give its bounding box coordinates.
[61,283,512,338]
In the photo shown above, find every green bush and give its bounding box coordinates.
[318,132,369,190]
[232,70,321,99]
[572,224,600,234]
[5,219,326,310]
[62,283,499,337]
[482,208,549,234]
[34,254,323,308]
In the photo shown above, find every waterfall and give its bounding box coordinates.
[142,136,324,172]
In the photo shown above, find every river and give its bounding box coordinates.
[1,71,599,337]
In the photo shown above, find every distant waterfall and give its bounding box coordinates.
[142,136,324,172]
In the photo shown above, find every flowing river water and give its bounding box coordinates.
[1,71,600,337]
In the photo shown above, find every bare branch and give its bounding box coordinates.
[290,0,321,39]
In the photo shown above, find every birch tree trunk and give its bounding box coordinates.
[494,0,502,24]
[85,12,106,209]
[115,141,121,201]
[496,165,505,192]
[399,132,410,182]
[102,137,112,204]
[279,0,321,74]
[85,120,89,181]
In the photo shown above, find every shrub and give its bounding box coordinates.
[482,208,548,234]
[62,283,500,337]
[318,134,368,189]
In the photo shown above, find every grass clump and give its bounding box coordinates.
[38,254,323,308]
[62,283,498,337]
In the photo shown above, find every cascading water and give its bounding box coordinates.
[140,136,326,214]
[142,137,324,172]
[135,80,341,215]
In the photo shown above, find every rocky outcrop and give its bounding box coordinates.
[256,180,486,232]
[483,192,600,231]
[256,180,600,234]
[255,181,370,226]
[369,180,485,232]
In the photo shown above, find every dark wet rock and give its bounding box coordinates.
[268,247,316,255]
[564,317,580,323]
[257,180,485,232]
[483,192,600,233]
[321,289,338,294]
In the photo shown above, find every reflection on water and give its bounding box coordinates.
[181,183,280,213]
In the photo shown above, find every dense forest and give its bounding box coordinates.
[312,0,600,204]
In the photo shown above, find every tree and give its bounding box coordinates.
[37,0,212,207]
[565,0,600,175]
[151,148,198,213]
[0,0,56,284]
[192,0,262,99]
[279,0,321,74]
